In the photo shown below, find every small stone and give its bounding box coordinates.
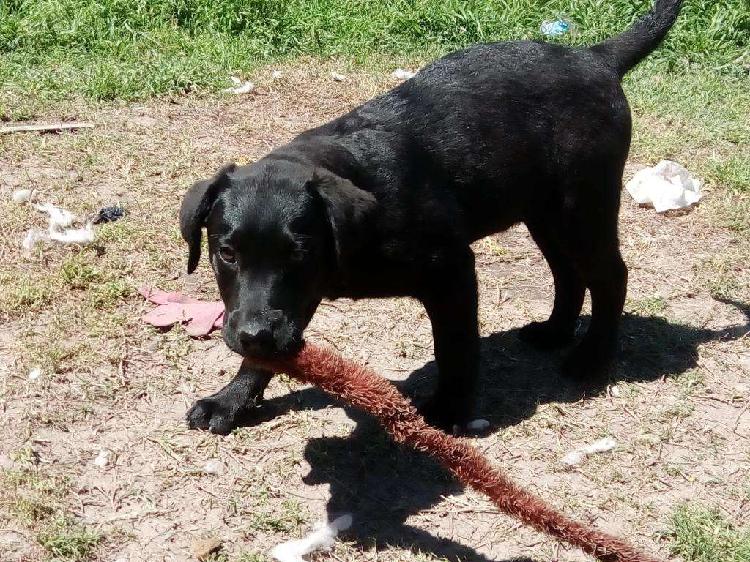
[202,459,224,475]
[93,449,110,468]
[271,70,283,79]
[608,385,621,397]
[330,72,346,82]
[12,189,34,203]
[191,536,222,561]
[28,367,42,381]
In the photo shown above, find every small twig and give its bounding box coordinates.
[734,401,749,432]
[0,122,95,134]
[694,394,736,406]
[93,508,175,525]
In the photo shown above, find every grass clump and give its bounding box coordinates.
[1,468,102,561]
[38,518,101,561]
[0,0,747,103]
[0,273,60,315]
[670,504,750,562]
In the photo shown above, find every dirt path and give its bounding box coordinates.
[1,67,748,562]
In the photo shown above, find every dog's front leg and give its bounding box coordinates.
[186,364,272,435]
[419,249,480,431]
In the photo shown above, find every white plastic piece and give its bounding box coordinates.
[583,437,617,454]
[34,202,75,228]
[48,223,95,245]
[271,70,284,79]
[223,76,254,95]
[330,72,347,82]
[626,160,702,212]
[28,367,42,381]
[391,68,416,80]
[562,450,585,466]
[271,514,352,562]
[12,189,34,203]
[562,437,617,466]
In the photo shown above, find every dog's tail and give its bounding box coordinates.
[590,0,683,77]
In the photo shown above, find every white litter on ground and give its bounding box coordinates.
[12,189,34,203]
[23,203,95,250]
[222,76,254,95]
[202,459,224,475]
[626,160,702,212]
[93,450,110,468]
[34,202,75,228]
[391,68,416,80]
[271,70,284,79]
[48,223,95,245]
[330,72,347,82]
[562,437,617,466]
[28,367,42,381]
[271,514,352,562]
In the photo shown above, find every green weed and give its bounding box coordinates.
[670,505,750,562]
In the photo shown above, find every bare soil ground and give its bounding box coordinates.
[1,65,748,562]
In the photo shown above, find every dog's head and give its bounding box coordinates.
[179,159,376,358]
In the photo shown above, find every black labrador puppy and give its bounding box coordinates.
[181,0,682,433]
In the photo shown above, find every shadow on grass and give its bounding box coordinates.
[252,298,749,561]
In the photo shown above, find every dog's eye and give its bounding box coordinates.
[218,246,236,264]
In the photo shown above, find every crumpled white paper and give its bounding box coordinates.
[626,160,702,213]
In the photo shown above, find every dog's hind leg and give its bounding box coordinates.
[559,179,628,381]
[519,220,586,349]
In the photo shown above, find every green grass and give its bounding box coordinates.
[627,295,668,316]
[0,0,747,104]
[670,505,750,562]
[248,499,306,533]
[624,66,750,193]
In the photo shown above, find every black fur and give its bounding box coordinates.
[183,0,682,433]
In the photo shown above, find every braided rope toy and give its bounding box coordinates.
[250,343,663,562]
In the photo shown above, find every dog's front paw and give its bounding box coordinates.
[518,320,574,349]
[186,396,249,435]
[418,396,471,433]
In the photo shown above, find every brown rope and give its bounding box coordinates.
[249,343,663,562]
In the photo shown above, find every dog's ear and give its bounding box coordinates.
[306,169,377,273]
[179,163,236,273]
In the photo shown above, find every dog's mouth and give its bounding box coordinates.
[225,333,305,361]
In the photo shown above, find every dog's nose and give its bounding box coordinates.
[238,322,275,356]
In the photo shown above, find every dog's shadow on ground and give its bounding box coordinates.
[256,299,749,561]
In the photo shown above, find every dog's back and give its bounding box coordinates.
[308,0,683,239]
